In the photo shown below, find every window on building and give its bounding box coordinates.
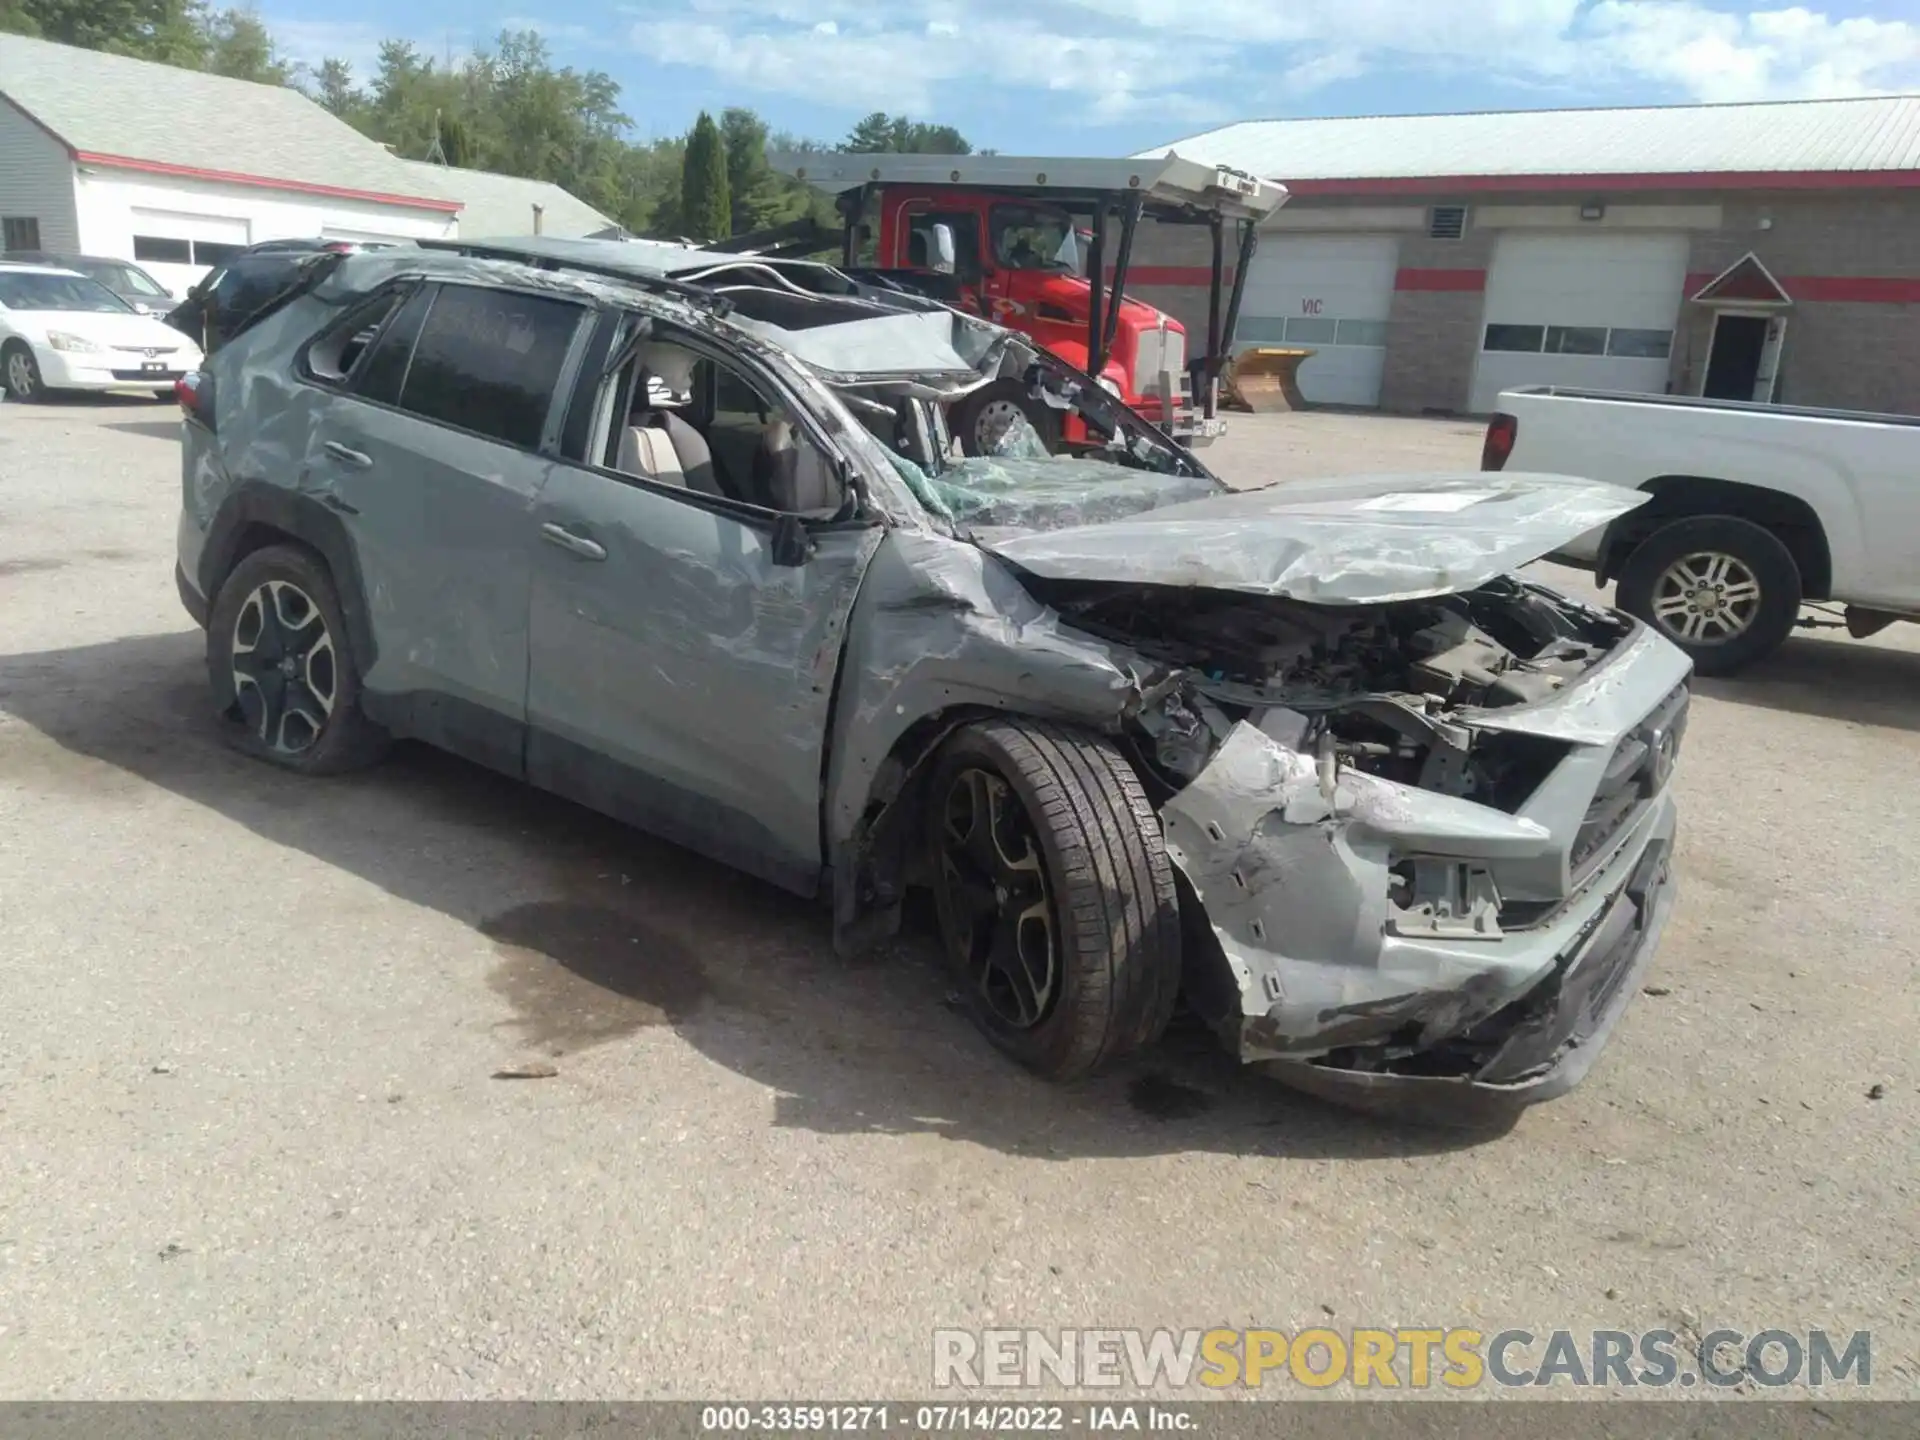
[395,284,586,450]
[1607,328,1673,359]
[1545,325,1608,355]
[193,240,246,266]
[1335,319,1388,348]
[1234,318,1288,343]
[1484,324,1546,353]
[132,235,194,264]
[1285,316,1338,345]
[2,217,41,252]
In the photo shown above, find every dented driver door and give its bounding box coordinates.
[524,462,882,897]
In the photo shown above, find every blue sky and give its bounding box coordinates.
[265,0,1920,155]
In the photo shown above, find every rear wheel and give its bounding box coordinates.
[206,544,389,774]
[954,380,1061,458]
[1616,515,1802,676]
[925,718,1180,1080]
[3,342,46,402]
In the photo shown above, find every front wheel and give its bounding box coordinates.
[206,544,390,774]
[953,380,1061,458]
[1616,515,1802,676]
[3,342,46,402]
[925,718,1180,1080]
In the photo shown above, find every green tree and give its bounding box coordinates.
[309,56,362,119]
[844,111,971,155]
[679,110,730,242]
[721,106,790,236]
[201,6,287,83]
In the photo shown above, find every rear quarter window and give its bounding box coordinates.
[393,284,586,451]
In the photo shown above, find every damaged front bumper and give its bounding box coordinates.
[1161,717,1680,1126]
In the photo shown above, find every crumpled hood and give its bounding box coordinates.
[977,471,1648,604]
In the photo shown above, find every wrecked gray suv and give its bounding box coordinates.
[173,237,1689,1121]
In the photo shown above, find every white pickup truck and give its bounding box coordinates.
[1483,387,1920,675]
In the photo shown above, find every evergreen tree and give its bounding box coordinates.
[679,110,730,242]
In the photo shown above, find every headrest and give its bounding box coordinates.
[636,343,698,404]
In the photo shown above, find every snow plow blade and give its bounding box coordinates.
[1224,347,1312,413]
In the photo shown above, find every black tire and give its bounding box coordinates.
[954,379,1061,458]
[3,341,46,403]
[1616,515,1802,676]
[206,543,389,774]
[925,717,1180,1080]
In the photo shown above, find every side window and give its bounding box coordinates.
[588,324,846,517]
[906,209,982,281]
[395,284,586,451]
[303,284,419,392]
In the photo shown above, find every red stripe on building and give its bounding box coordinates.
[73,152,463,213]
[1395,268,1486,292]
[1286,170,1920,196]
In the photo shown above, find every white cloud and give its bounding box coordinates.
[621,0,1920,133]
[265,17,391,78]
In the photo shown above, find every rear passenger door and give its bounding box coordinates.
[300,279,593,772]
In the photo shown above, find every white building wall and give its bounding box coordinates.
[72,168,457,291]
[0,98,81,252]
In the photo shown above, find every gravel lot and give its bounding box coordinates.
[0,397,1914,1399]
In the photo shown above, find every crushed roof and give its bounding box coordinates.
[1138,96,1920,182]
[398,160,613,239]
[0,32,454,208]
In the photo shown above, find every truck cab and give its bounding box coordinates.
[762,153,1286,456]
[867,189,1187,429]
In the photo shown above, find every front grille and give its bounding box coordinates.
[111,368,184,381]
[1571,682,1688,880]
[1134,325,1185,389]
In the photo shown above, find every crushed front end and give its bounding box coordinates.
[1036,573,1692,1123]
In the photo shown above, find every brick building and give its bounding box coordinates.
[1123,97,1920,416]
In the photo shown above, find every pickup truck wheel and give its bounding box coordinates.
[206,544,390,774]
[955,380,1061,458]
[1617,515,1801,676]
[925,718,1180,1080]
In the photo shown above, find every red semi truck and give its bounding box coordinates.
[707,153,1288,454]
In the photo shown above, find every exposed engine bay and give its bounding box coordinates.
[1025,573,1632,809]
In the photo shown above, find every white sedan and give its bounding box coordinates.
[0,262,203,402]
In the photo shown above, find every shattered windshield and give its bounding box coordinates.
[888,449,1218,533]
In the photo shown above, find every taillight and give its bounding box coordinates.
[1481,412,1517,471]
[176,369,215,431]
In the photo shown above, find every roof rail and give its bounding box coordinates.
[415,238,734,316]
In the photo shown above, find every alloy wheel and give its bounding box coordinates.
[230,579,337,754]
[1650,551,1762,645]
[934,767,1060,1031]
[6,349,36,399]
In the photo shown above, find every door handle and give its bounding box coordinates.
[541,522,607,562]
[323,440,372,469]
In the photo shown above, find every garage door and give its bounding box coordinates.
[128,208,252,287]
[1232,235,1399,407]
[1469,232,1688,413]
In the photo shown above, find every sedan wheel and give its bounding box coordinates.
[3,344,43,402]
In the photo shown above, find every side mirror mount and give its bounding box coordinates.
[929,222,957,276]
[770,511,816,568]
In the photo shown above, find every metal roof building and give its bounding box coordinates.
[397,160,613,242]
[1139,97,1920,188]
[1119,97,1920,417]
[0,33,459,293]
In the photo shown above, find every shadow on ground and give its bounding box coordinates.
[1694,632,1920,734]
[0,628,1505,1161]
